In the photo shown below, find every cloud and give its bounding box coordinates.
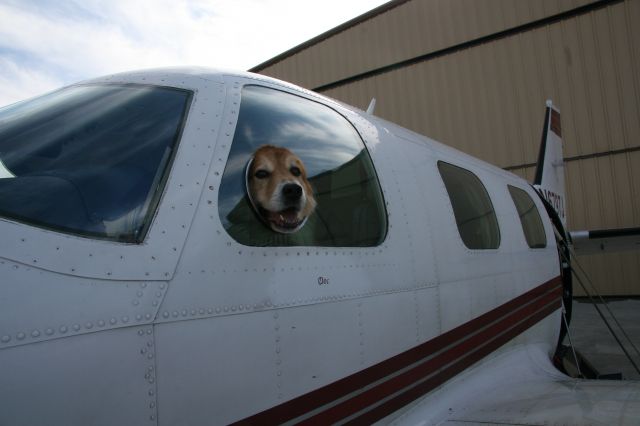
[0,0,387,106]
[0,57,64,107]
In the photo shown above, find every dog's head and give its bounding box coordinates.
[246,145,316,233]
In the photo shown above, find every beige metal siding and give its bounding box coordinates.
[256,0,597,89]
[255,0,640,296]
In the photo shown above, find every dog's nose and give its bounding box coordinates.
[282,183,302,201]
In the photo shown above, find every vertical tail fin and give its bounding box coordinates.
[533,100,566,230]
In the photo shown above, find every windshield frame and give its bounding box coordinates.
[0,83,194,243]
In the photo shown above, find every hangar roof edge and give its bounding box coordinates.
[249,0,410,73]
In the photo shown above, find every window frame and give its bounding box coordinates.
[437,161,501,250]
[507,184,548,249]
[217,84,388,248]
[0,83,193,243]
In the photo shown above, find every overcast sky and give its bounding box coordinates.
[0,0,388,107]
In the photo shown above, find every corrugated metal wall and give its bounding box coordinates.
[253,0,640,296]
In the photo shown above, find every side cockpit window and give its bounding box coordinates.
[218,85,387,247]
[508,185,547,248]
[438,161,500,249]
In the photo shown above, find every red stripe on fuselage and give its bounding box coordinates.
[234,277,562,425]
[348,300,561,425]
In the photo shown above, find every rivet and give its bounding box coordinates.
[150,415,156,421]
[147,353,154,359]
[156,292,162,298]
[16,332,26,340]
[73,324,81,331]
[190,309,196,316]
[162,312,170,318]
[145,313,152,320]
[215,308,221,314]
[159,284,166,290]
[122,316,129,323]
[172,311,179,318]
[31,330,41,338]
[147,341,153,347]
[133,300,140,306]
[150,401,156,408]
[141,347,147,354]
[97,320,105,327]
[152,301,159,307]
[59,326,68,334]
[136,314,143,321]
[181,309,187,317]
[1,335,11,343]
[45,328,54,336]
[208,308,213,314]
[137,291,144,297]
[148,389,155,396]
[110,318,117,325]
[146,329,152,335]
[199,309,205,315]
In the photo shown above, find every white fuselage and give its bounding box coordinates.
[0,69,561,425]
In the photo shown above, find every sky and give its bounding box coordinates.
[0,0,389,107]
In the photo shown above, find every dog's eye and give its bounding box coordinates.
[290,166,301,177]
[254,170,270,179]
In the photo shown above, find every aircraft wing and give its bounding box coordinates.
[570,227,640,255]
[391,345,640,425]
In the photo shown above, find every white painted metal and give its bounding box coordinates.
[0,68,636,425]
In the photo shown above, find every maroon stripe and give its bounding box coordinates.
[234,277,561,425]
[347,300,562,425]
[300,287,561,424]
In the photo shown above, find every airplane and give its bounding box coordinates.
[0,68,638,425]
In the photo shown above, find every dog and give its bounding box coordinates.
[246,145,316,234]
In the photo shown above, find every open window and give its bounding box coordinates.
[438,161,500,249]
[218,85,387,247]
[508,185,547,248]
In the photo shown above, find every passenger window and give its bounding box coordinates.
[218,85,387,247]
[437,162,500,249]
[508,185,547,248]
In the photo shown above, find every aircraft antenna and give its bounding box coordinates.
[366,98,376,115]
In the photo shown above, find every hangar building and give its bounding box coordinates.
[251,0,640,296]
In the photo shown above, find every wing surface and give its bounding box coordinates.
[392,344,640,426]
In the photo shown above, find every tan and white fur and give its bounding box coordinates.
[246,145,316,233]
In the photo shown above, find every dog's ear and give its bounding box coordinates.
[245,156,259,212]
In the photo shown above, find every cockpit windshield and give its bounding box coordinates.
[0,84,191,242]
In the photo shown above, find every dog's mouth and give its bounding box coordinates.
[260,206,306,233]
